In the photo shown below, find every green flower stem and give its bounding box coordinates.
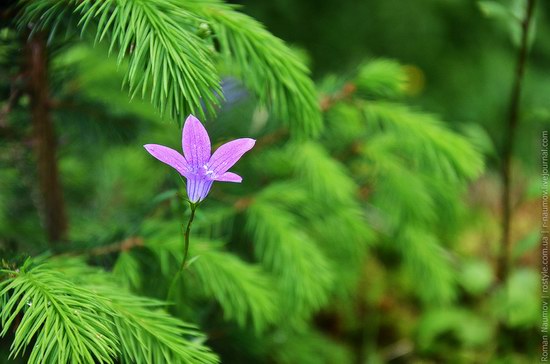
[181,202,197,271]
[167,202,197,302]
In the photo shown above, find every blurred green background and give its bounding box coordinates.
[241,0,550,155]
[1,0,548,363]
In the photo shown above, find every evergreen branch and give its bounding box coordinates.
[246,198,334,323]
[288,141,357,205]
[191,206,236,239]
[362,142,438,226]
[92,285,219,364]
[251,141,359,207]
[319,82,357,111]
[87,236,144,256]
[268,329,354,364]
[112,251,142,290]
[308,206,373,297]
[0,260,119,363]
[397,227,457,304]
[355,59,408,98]
[178,0,323,137]
[189,241,279,332]
[52,258,219,364]
[18,0,222,120]
[362,101,484,183]
[18,0,323,135]
[309,206,373,264]
[0,258,219,364]
[142,221,278,332]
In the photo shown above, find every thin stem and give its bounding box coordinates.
[181,202,197,270]
[497,0,536,282]
[167,202,198,302]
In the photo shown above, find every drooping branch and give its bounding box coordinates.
[25,33,68,244]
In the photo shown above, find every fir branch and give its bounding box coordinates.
[0,258,219,364]
[362,143,438,226]
[53,258,219,364]
[191,206,236,239]
[17,0,323,135]
[309,206,373,264]
[397,227,457,304]
[112,251,142,290]
[288,141,358,205]
[92,285,219,364]
[189,241,279,332]
[18,0,222,120]
[178,0,323,137]
[87,236,144,256]
[142,221,279,332]
[362,101,484,183]
[355,59,408,98]
[268,329,354,364]
[0,260,119,363]
[246,197,334,323]
[307,205,373,297]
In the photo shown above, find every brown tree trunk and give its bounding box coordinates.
[26,33,68,244]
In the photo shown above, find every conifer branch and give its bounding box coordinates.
[246,197,334,323]
[0,258,219,364]
[17,0,323,135]
[142,222,279,331]
[178,0,323,137]
[18,0,222,120]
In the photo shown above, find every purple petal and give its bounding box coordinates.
[208,138,255,175]
[215,172,242,183]
[144,144,190,177]
[182,115,211,169]
[186,178,213,203]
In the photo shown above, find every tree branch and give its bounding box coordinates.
[86,237,144,256]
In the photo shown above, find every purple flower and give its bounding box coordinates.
[144,115,255,203]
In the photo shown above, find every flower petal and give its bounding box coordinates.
[208,138,256,175]
[215,172,242,183]
[182,114,211,169]
[186,178,213,203]
[144,144,190,177]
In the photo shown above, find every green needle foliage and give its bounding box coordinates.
[4,0,526,358]
[0,50,490,361]
[362,101,483,183]
[94,287,217,364]
[246,197,334,324]
[189,243,279,333]
[17,0,321,135]
[1,260,118,363]
[141,221,279,333]
[180,0,323,136]
[18,0,221,119]
[0,258,218,364]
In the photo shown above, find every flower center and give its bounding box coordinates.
[202,164,217,180]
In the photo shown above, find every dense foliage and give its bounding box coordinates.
[0,0,545,363]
